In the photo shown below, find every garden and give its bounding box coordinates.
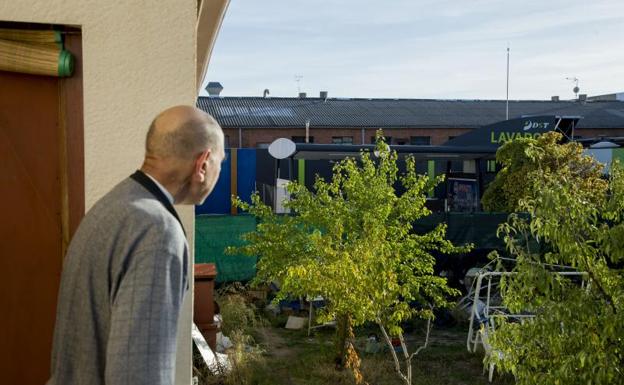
[194,132,624,385]
[194,287,514,385]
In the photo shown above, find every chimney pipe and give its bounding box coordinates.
[263,89,270,98]
[206,82,223,97]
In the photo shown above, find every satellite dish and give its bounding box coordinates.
[590,141,620,149]
[268,138,297,159]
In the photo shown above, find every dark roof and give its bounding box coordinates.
[197,96,624,129]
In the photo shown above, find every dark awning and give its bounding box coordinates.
[444,115,580,149]
[290,143,497,161]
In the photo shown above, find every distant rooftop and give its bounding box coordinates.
[587,92,624,102]
[197,96,624,129]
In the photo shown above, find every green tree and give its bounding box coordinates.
[482,131,607,212]
[230,138,468,384]
[484,134,624,384]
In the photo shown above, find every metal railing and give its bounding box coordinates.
[466,269,588,353]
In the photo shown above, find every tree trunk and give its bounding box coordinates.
[334,314,350,369]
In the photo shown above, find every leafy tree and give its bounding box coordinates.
[482,131,607,212]
[229,138,468,384]
[484,134,624,384]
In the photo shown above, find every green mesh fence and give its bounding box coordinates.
[195,213,510,283]
[412,212,509,250]
[195,215,257,283]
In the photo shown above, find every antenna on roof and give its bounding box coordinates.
[294,74,303,94]
[566,77,580,100]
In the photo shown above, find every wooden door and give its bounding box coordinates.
[0,32,83,385]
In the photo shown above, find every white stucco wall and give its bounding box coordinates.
[1,2,203,384]
[1,1,197,206]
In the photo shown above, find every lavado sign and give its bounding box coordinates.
[490,120,550,144]
[446,116,559,149]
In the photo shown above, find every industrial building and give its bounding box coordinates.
[197,89,624,148]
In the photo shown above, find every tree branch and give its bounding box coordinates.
[377,321,409,385]
[409,315,432,360]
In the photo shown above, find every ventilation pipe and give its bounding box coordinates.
[206,82,223,97]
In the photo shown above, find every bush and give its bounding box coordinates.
[217,294,263,336]
[194,292,266,385]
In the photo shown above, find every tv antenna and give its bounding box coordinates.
[294,75,303,93]
[566,77,580,99]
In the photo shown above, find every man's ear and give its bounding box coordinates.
[193,149,211,182]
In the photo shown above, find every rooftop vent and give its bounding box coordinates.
[551,95,559,101]
[298,92,307,98]
[263,88,270,98]
[206,82,223,97]
[578,94,587,102]
[320,91,328,100]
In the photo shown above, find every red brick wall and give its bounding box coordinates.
[575,128,624,139]
[223,127,472,147]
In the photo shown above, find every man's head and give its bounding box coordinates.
[141,105,225,205]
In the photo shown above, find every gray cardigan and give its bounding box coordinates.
[47,177,189,385]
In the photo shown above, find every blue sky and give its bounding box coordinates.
[202,0,624,100]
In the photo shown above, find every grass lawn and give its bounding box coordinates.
[197,315,515,385]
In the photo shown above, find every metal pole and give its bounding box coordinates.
[506,46,510,120]
[467,273,485,352]
[305,119,310,143]
[274,159,279,211]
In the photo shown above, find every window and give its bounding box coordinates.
[332,136,353,144]
[371,136,392,144]
[410,136,431,145]
[292,136,314,143]
[256,142,270,149]
[395,138,408,145]
[450,160,463,172]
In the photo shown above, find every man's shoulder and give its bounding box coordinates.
[69,177,187,262]
[86,177,183,235]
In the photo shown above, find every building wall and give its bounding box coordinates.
[1,2,205,384]
[1,1,198,208]
[223,126,624,148]
[224,127,472,147]
[575,128,624,138]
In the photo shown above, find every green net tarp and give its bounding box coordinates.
[195,213,510,283]
[195,215,258,283]
[412,212,509,249]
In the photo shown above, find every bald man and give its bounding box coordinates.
[47,106,225,385]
